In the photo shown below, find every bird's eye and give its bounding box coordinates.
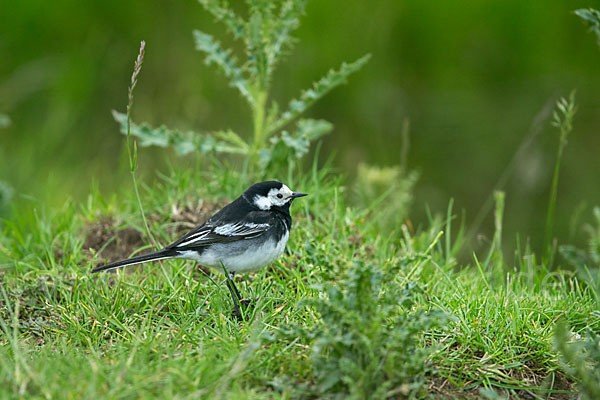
[276,193,283,199]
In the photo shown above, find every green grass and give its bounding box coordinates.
[0,164,598,399]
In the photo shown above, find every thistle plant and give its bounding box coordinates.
[554,321,600,399]
[114,0,369,175]
[271,261,448,398]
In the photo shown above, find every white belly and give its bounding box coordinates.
[177,232,289,274]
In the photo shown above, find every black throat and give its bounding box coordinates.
[272,206,292,231]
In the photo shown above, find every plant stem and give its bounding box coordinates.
[251,90,267,171]
[492,190,505,267]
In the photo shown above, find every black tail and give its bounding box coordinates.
[91,249,178,273]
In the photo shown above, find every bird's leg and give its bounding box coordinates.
[227,272,242,301]
[226,280,243,320]
[228,273,256,312]
[228,272,256,307]
[221,264,245,320]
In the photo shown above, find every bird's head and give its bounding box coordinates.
[244,181,308,212]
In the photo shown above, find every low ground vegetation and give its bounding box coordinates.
[1,167,598,398]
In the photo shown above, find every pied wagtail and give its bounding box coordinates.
[91,181,307,319]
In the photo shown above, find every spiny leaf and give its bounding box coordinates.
[277,119,332,157]
[266,0,307,76]
[214,130,249,151]
[112,111,248,156]
[268,54,371,135]
[193,30,253,104]
[554,321,600,399]
[272,261,449,397]
[261,118,332,168]
[197,0,246,40]
[246,0,276,19]
[247,12,269,89]
[295,118,333,140]
[575,8,600,48]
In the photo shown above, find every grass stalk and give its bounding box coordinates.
[125,41,173,288]
[250,89,267,172]
[126,41,153,247]
[543,92,577,265]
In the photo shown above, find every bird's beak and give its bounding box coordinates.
[292,192,308,198]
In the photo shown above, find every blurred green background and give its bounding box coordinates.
[2,0,600,252]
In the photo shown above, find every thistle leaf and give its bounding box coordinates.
[247,12,269,89]
[295,118,333,140]
[214,129,249,151]
[575,8,600,48]
[193,30,253,104]
[266,0,306,76]
[113,111,248,155]
[265,118,332,169]
[197,0,246,40]
[269,54,370,134]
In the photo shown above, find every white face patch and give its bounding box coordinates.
[253,184,294,210]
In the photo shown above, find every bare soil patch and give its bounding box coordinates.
[83,199,227,269]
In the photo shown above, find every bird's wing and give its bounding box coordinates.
[167,212,273,250]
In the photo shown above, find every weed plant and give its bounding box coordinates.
[114,0,369,176]
[271,260,449,399]
[555,321,600,399]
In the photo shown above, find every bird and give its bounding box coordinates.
[91,181,308,319]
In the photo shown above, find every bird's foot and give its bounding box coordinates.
[240,298,257,307]
[231,298,258,321]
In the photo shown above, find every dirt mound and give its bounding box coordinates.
[83,199,227,269]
